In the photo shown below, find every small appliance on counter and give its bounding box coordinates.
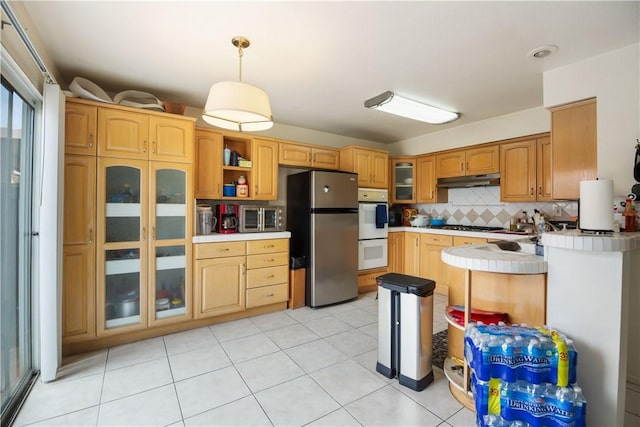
[239,205,286,232]
[388,205,403,227]
[216,204,239,234]
[196,204,216,235]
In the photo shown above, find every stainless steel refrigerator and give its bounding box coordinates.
[287,170,359,308]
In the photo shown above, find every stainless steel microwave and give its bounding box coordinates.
[239,205,286,233]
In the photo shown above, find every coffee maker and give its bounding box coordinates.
[216,204,239,234]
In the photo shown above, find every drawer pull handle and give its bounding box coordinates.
[265,258,275,262]
[216,248,230,252]
[265,274,275,279]
[263,244,274,248]
[264,293,274,297]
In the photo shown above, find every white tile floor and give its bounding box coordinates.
[13,292,478,427]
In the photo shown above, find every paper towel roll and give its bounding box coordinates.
[580,179,614,232]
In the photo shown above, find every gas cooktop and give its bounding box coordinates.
[438,225,506,232]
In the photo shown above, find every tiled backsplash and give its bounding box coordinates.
[412,186,579,228]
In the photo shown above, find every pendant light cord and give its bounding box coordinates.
[238,44,243,82]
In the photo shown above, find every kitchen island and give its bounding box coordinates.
[440,240,547,410]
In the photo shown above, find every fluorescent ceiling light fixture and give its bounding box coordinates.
[364,91,459,124]
[203,36,273,132]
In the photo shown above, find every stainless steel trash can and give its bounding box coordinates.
[376,273,436,391]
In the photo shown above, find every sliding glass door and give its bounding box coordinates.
[1,77,36,420]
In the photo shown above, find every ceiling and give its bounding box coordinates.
[19,1,639,143]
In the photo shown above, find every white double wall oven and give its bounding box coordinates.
[358,188,388,271]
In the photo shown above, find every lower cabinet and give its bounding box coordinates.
[193,238,289,318]
[245,239,289,307]
[419,234,453,295]
[387,232,404,273]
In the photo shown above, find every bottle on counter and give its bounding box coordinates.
[623,198,637,232]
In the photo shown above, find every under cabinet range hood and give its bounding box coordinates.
[436,173,500,188]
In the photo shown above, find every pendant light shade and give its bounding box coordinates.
[203,81,273,131]
[202,36,273,132]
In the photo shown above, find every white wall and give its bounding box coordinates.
[388,107,550,156]
[184,106,387,150]
[543,43,640,197]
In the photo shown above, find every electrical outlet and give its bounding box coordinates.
[552,205,562,217]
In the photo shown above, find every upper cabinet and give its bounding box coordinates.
[65,102,97,155]
[194,129,223,199]
[66,98,195,163]
[252,138,279,200]
[550,98,597,200]
[279,141,340,170]
[340,145,389,188]
[436,145,499,178]
[390,157,415,203]
[416,154,448,204]
[499,134,552,202]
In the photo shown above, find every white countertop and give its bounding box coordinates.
[441,240,547,274]
[388,226,527,241]
[192,231,291,243]
[541,230,640,252]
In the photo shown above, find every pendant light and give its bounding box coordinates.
[203,36,273,132]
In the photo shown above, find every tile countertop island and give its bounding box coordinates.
[541,230,640,426]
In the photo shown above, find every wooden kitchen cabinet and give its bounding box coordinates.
[98,110,194,163]
[279,141,340,169]
[95,157,193,336]
[416,154,447,204]
[245,239,289,308]
[436,145,499,178]
[419,234,453,295]
[65,101,97,155]
[62,155,97,343]
[340,145,389,189]
[403,232,421,277]
[550,98,597,200]
[252,138,279,200]
[390,157,416,203]
[194,129,223,199]
[500,134,552,202]
[149,116,194,163]
[195,255,246,317]
[194,241,246,318]
[387,232,404,274]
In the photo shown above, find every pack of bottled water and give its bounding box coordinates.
[464,322,577,386]
[464,322,586,427]
[472,375,587,427]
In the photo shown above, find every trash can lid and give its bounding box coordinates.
[375,273,436,297]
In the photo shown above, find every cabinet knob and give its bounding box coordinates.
[538,185,543,196]
[530,187,534,197]
[142,227,146,240]
[152,141,156,154]
[152,226,156,240]
[143,141,147,153]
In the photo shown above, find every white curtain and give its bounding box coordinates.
[38,84,64,382]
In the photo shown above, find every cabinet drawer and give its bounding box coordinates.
[453,236,487,246]
[246,283,289,308]
[246,265,289,289]
[194,241,246,259]
[420,234,453,246]
[246,251,289,269]
[246,239,289,255]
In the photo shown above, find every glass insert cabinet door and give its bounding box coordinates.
[97,158,148,335]
[393,160,415,202]
[149,162,191,324]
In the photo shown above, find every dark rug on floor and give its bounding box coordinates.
[432,330,448,370]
